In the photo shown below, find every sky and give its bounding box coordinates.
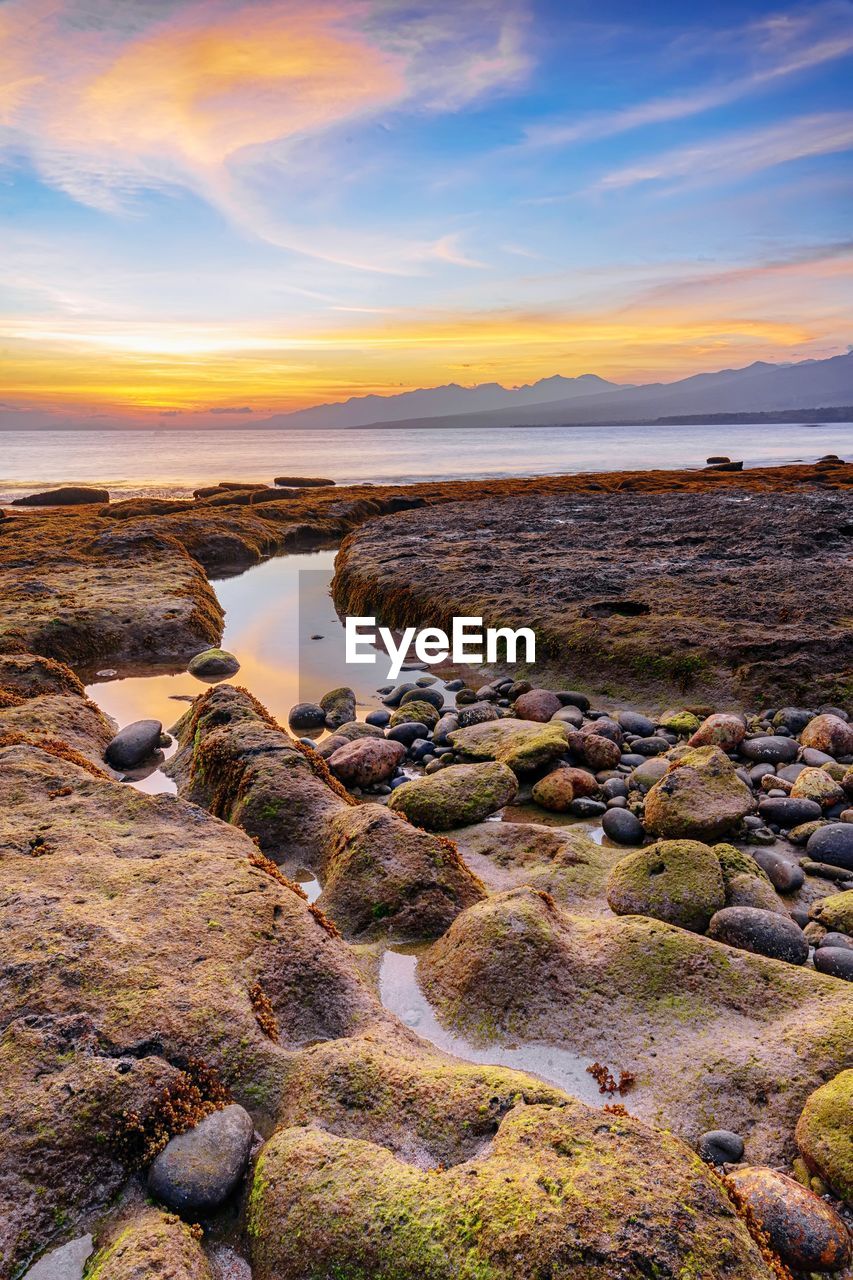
[1,0,852,423]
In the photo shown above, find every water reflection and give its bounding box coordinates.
[379,947,617,1108]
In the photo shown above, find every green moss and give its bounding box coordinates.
[606,839,726,933]
[795,1069,853,1203]
[809,890,853,934]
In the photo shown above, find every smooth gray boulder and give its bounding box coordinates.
[147,1103,254,1215]
[104,719,163,770]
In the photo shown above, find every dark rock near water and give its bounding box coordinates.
[12,486,110,506]
[601,807,644,845]
[387,722,430,746]
[725,1165,851,1273]
[757,796,822,828]
[320,686,356,729]
[806,823,853,871]
[104,719,163,770]
[401,686,444,711]
[187,648,240,679]
[288,702,326,731]
[813,947,853,980]
[708,907,808,965]
[456,701,499,728]
[273,476,335,487]
[697,1130,744,1165]
[365,708,391,728]
[741,736,799,764]
[569,797,606,819]
[147,1103,254,1214]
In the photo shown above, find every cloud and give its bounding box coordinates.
[522,8,853,149]
[0,0,530,266]
[208,405,254,414]
[593,112,853,192]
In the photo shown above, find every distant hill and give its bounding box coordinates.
[257,351,853,431]
[257,373,624,429]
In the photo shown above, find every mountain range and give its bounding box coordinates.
[257,351,853,431]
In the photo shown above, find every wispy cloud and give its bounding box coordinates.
[0,0,530,269]
[593,112,853,191]
[522,9,853,149]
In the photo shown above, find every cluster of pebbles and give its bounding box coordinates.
[289,679,853,982]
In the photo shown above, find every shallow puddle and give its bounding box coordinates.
[379,947,623,1109]
[85,550,459,793]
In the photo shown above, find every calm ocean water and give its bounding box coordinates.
[1,422,849,503]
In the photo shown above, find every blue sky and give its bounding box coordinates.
[1,0,851,418]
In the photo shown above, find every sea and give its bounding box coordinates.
[1,420,850,503]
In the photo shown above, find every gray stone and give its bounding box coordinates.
[104,719,163,770]
[757,797,822,829]
[707,907,808,965]
[741,736,800,764]
[806,823,853,871]
[813,947,853,980]
[697,1130,744,1166]
[187,648,240,679]
[601,807,644,845]
[22,1236,93,1280]
[147,1103,254,1215]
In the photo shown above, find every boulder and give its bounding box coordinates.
[725,1166,850,1272]
[389,699,440,730]
[104,719,163,771]
[790,766,846,809]
[809,890,853,935]
[83,1209,214,1278]
[248,1103,775,1280]
[273,476,334,487]
[531,769,579,812]
[11,486,110,506]
[147,1103,254,1214]
[328,738,406,788]
[288,702,326,731]
[801,713,853,757]
[22,1234,93,1280]
[601,807,645,846]
[187,648,240,679]
[795,1070,853,1203]
[757,796,822,828]
[688,713,745,751]
[697,1130,744,1165]
[607,839,725,932]
[740,736,799,764]
[320,686,356,729]
[318,804,486,939]
[806,823,853,871]
[513,688,561,722]
[577,732,621,770]
[644,746,754,840]
[707,907,808,965]
[387,762,517,831]
[814,947,853,980]
[448,719,570,775]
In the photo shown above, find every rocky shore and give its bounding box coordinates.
[0,462,851,1280]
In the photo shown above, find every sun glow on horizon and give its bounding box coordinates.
[1,0,851,421]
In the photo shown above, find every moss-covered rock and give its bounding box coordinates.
[714,843,787,914]
[809,890,853,935]
[644,746,754,840]
[320,686,356,728]
[389,699,440,729]
[387,762,517,831]
[318,804,486,938]
[688,713,745,751]
[790,766,846,809]
[795,1069,853,1204]
[801,713,853,757]
[659,709,702,736]
[530,768,576,811]
[248,1103,773,1280]
[187,647,239,679]
[606,839,726,932]
[87,1207,213,1279]
[448,718,570,775]
[166,684,352,863]
[420,887,853,1165]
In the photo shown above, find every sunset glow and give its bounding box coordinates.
[2,0,852,424]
